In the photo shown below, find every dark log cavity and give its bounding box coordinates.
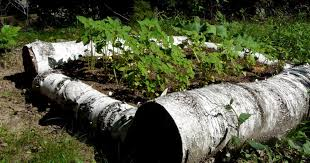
[22,46,38,79]
[123,102,183,163]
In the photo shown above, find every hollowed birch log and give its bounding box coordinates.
[22,40,100,78]
[32,71,137,142]
[124,65,310,163]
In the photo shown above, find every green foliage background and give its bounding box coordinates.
[0,25,20,50]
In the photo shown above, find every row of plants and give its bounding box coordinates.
[77,16,264,97]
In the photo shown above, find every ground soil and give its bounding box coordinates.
[59,56,282,105]
[0,48,95,161]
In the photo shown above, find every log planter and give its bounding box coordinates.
[23,40,309,162]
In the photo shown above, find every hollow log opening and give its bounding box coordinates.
[22,46,38,79]
[124,102,183,163]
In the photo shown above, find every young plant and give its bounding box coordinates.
[78,17,195,97]
[118,19,195,97]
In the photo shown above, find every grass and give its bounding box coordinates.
[0,126,94,162]
[0,24,95,162]
[158,15,310,64]
[1,26,82,68]
[0,91,16,98]
[17,26,82,45]
[226,16,310,64]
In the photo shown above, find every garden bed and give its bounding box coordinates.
[58,55,283,105]
[18,16,310,162]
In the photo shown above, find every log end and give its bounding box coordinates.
[123,102,183,163]
[22,46,38,79]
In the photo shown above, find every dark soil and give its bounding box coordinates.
[59,58,149,106]
[59,56,283,105]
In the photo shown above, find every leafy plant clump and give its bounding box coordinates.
[219,120,310,162]
[0,25,21,51]
[77,16,266,97]
[78,16,195,97]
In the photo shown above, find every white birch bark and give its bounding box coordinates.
[124,65,310,163]
[22,40,101,77]
[32,71,137,142]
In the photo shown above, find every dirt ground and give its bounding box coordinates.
[0,48,95,162]
[0,48,39,135]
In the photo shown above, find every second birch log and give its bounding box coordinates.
[123,65,310,163]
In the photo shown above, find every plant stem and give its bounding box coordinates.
[113,68,119,85]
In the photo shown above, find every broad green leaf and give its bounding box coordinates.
[238,113,251,125]
[230,136,241,146]
[302,140,310,155]
[118,67,126,72]
[216,25,228,38]
[287,139,301,150]
[206,24,217,35]
[248,140,266,150]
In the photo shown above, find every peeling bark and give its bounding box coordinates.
[124,65,310,163]
[32,71,137,142]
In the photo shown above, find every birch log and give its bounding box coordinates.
[32,71,137,142]
[123,65,310,163]
[22,40,101,78]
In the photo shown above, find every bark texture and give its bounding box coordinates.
[22,40,99,78]
[124,65,310,163]
[32,71,137,142]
